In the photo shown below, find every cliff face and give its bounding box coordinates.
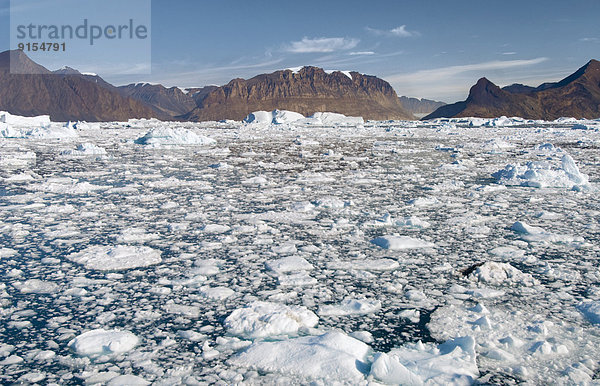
[118,83,197,117]
[183,66,414,121]
[424,60,600,120]
[398,96,446,117]
[0,50,163,122]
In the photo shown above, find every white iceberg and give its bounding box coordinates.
[135,127,215,146]
[243,110,305,124]
[492,154,590,190]
[371,235,435,250]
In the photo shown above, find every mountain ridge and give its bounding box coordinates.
[182,66,414,121]
[424,59,600,120]
[0,50,164,122]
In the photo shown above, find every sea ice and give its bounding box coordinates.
[243,110,305,125]
[230,331,371,383]
[13,279,59,294]
[467,262,539,286]
[492,153,590,189]
[107,374,150,385]
[265,256,313,272]
[224,301,318,339]
[68,329,139,356]
[302,112,364,126]
[135,127,215,146]
[511,221,583,244]
[66,245,162,270]
[61,143,107,156]
[371,235,435,250]
[578,301,600,324]
[369,336,479,385]
[318,298,381,316]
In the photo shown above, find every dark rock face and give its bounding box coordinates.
[424,60,600,120]
[118,83,197,117]
[398,96,446,117]
[183,66,414,121]
[184,86,219,106]
[0,50,163,122]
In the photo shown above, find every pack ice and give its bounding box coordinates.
[0,111,598,384]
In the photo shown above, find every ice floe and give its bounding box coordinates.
[318,298,381,316]
[369,336,479,385]
[66,245,162,270]
[371,235,435,250]
[467,262,539,287]
[230,331,371,383]
[61,142,107,156]
[69,329,139,356]
[224,301,319,339]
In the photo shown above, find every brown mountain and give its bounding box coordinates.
[0,50,164,122]
[182,66,414,121]
[398,96,446,118]
[424,59,600,120]
[118,83,198,117]
[184,86,220,106]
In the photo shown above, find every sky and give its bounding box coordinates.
[1,0,599,102]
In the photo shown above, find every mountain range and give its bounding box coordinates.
[424,59,600,120]
[0,49,598,122]
[0,50,412,121]
[398,96,446,118]
[0,50,162,122]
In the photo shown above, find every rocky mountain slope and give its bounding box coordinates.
[0,50,162,122]
[424,59,600,120]
[117,83,198,117]
[398,96,446,118]
[183,66,414,121]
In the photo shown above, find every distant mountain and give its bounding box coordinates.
[185,86,220,106]
[0,50,163,121]
[424,59,600,120]
[0,51,420,122]
[501,84,537,94]
[118,83,198,117]
[53,66,118,91]
[182,66,414,121]
[398,96,446,118]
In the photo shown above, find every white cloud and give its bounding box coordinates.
[386,58,548,84]
[366,25,418,37]
[284,37,359,53]
[349,51,375,56]
[385,57,549,102]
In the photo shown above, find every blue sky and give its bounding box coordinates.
[1,0,599,102]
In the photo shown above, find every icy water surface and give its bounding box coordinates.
[0,116,599,384]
